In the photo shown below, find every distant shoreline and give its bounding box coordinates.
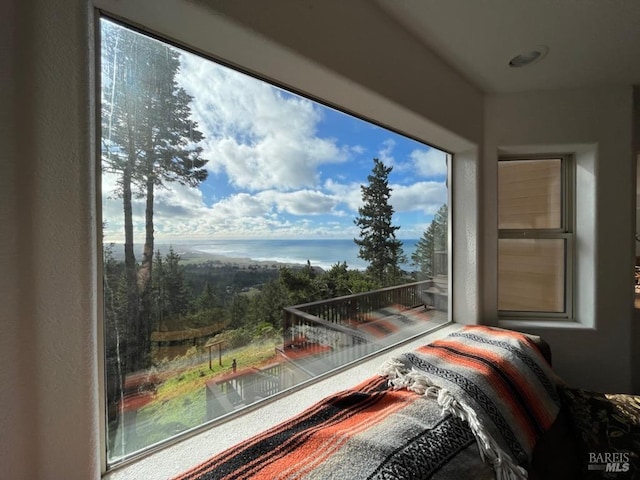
[177,248,311,269]
[105,242,313,269]
[103,239,419,271]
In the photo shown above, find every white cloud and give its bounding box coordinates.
[259,190,338,215]
[178,53,347,191]
[410,148,448,177]
[211,193,271,218]
[323,178,363,212]
[103,183,347,241]
[102,165,447,242]
[377,138,396,166]
[390,181,447,214]
[100,48,449,243]
[351,145,366,155]
[323,177,446,216]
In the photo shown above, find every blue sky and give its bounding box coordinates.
[102,28,448,242]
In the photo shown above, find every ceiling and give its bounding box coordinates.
[376,0,640,94]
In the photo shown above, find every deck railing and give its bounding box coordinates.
[207,279,448,419]
[281,280,442,368]
[433,250,448,276]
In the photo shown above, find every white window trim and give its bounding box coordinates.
[497,153,575,321]
[495,144,598,330]
[97,10,459,473]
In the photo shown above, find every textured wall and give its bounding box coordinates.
[484,87,635,393]
[1,0,101,478]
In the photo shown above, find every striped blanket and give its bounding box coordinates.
[381,326,562,480]
[174,375,493,480]
[174,326,560,480]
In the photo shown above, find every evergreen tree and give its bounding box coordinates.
[102,243,128,453]
[246,280,289,330]
[151,249,168,330]
[101,20,207,370]
[323,262,353,298]
[228,295,250,330]
[156,248,193,321]
[320,262,377,297]
[197,281,218,311]
[354,158,405,285]
[412,204,448,277]
[279,262,326,304]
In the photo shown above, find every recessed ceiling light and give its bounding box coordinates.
[508,45,549,68]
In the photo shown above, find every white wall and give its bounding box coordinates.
[1,0,101,479]
[185,0,484,150]
[483,87,636,393]
[96,0,484,152]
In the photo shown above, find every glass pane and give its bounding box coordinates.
[498,158,562,229]
[101,18,449,464]
[498,238,565,313]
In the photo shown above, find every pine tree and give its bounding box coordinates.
[323,262,352,297]
[102,243,128,453]
[412,204,448,277]
[101,20,207,370]
[160,248,193,320]
[228,296,249,330]
[151,249,167,330]
[197,282,218,311]
[279,262,326,304]
[354,158,405,285]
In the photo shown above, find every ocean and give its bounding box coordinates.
[184,238,420,271]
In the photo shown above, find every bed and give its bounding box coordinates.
[173,326,640,480]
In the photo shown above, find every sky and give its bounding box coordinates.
[101,25,448,243]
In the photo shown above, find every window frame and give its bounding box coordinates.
[97,13,454,471]
[497,153,575,320]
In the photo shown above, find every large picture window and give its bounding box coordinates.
[498,155,574,318]
[100,17,450,465]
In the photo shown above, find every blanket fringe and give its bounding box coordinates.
[380,359,528,480]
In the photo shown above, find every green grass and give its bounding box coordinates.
[133,339,278,446]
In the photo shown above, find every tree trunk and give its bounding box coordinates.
[137,176,155,368]
[123,108,140,372]
[122,162,139,372]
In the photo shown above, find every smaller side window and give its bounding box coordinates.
[497,155,574,319]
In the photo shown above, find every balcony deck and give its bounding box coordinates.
[206,279,448,419]
[280,279,448,372]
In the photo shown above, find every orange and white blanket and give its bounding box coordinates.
[175,376,489,480]
[381,326,562,479]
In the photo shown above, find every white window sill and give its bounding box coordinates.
[103,323,461,480]
[498,319,595,330]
